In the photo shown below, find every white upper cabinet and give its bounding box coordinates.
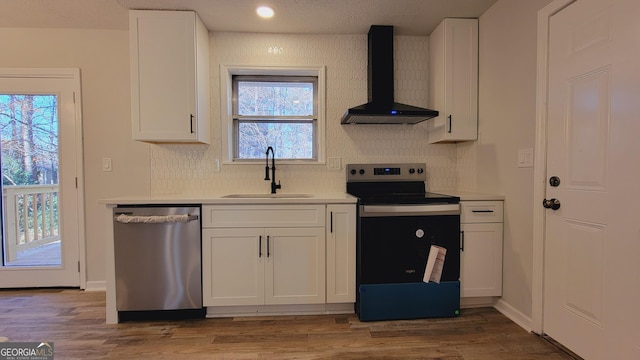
[428,18,478,143]
[129,10,210,143]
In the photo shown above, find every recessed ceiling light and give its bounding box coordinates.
[256,6,274,19]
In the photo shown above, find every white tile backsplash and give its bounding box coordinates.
[150,32,458,196]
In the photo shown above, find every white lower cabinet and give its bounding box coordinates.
[202,226,325,306]
[106,201,355,321]
[202,204,357,309]
[326,204,356,303]
[460,201,503,297]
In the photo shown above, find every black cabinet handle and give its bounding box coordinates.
[190,114,194,133]
[330,212,333,233]
[472,210,494,213]
[267,235,270,257]
[460,231,465,251]
[448,115,452,133]
[259,235,262,257]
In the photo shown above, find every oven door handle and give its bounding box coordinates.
[360,204,460,217]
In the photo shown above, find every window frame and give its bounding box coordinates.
[221,65,326,165]
[232,74,318,161]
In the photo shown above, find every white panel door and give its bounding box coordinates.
[544,0,640,358]
[203,228,264,306]
[265,227,325,305]
[0,69,83,288]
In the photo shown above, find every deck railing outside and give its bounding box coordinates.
[2,185,59,262]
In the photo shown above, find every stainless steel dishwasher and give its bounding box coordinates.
[113,205,203,320]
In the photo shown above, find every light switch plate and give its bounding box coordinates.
[102,158,112,172]
[518,148,534,168]
[327,157,341,171]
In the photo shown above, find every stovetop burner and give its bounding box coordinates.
[346,163,459,205]
[356,192,459,205]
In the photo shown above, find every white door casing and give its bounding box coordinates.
[0,68,85,288]
[534,0,640,358]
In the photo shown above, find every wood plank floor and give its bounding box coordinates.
[0,289,577,360]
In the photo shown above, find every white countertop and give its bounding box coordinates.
[100,192,358,206]
[432,190,505,201]
[100,191,502,206]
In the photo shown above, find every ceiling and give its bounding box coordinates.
[0,0,497,35]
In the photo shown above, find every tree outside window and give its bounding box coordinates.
[0,94,58,186]
[233,76,317,160]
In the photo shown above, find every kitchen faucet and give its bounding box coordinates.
[264,146,281,194]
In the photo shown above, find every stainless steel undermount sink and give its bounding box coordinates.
[222,193,313,199]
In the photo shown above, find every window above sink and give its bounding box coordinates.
[220,65,327,165]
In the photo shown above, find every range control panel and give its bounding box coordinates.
[346,163,426,182]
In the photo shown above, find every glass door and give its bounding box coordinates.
[0,69,82,287]
[1,94,61,267]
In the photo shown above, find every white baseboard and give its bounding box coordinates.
[494,298,533,332]
[461,296,498,308]
[84,280,106,292]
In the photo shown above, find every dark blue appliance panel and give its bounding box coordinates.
[357,282,461,321]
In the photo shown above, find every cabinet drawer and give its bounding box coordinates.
[461,201,503,223]
[202,205,325,228]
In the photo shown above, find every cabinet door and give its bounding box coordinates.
[264,227,326,305]
[460,222,503,297]
[129,10,210,143]
[326,205,356,303]
[428,18,478,143]
[202,228,264,306]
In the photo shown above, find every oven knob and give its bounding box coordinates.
[417,168,424,174]
[409,168,415,174]
[359,169,365,175]
[350,169,356,175]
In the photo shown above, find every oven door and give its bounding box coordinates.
[358,204,460,285]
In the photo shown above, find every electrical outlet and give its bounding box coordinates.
[102,158,112,172]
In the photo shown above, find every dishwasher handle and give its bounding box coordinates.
[114,213,199,224]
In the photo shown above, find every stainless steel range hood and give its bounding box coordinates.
[341,25,438,125]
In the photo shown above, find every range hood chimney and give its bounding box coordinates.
[340,25,438,125]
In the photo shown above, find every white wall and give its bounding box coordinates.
[149,32,459,197]
[0,28,150,283]
[460,0,553,320]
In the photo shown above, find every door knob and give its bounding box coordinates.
[542,198,561,210]
[549,176,561,187]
